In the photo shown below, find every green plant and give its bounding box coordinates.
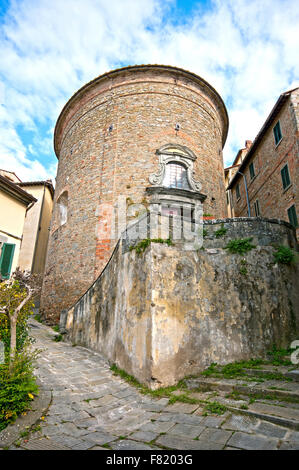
[168,394,198,405]
[273,245,296,265]
[224,237,256,255]
[129,238,173,255]
[267,345,294,366]
[203,229,208,238]
[53,334,63,342]
[204,401,227,415]
[52,325,60,333]
[0,348,39,431]
[214,224,228,238]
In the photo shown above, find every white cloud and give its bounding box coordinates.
[0,0,298,180]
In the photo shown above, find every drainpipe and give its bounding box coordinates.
[237,171,251,217]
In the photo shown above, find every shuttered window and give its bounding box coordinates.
[249,162,255,180]
[0,243,16,279]
[273,121,282,145]
[287,205,298,228]
[281,164,291,190]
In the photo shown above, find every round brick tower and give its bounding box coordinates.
[41,65,229,322]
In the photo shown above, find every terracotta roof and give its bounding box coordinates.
[18,180,54,199]
[0,175,37,205]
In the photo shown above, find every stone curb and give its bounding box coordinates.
[0,380,52,449]
[186,378,299,402]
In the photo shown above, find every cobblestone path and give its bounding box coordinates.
[9,319,299,450]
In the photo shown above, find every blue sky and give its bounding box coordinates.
[0,0,298,182]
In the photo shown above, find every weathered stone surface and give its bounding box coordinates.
[62,218,299,389]
[21,438,71,451]
[227,432,279,450]
[156,434,223,450]
[110,439,154,450]
[168,423,205,439]
[222,414,258,433]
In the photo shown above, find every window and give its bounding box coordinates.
[162,162,190,190]
[249,162,255,180]
[273,121,282,146]
[281,164,291,190]
[287,205,298,228]
[0,243,15,279]
[254,200,261,217]
[236,183,240,200]
[57,191,68,226]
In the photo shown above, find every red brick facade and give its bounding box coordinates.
[227,88,299,238]
[41,65,228,322]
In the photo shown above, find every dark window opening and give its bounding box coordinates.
[281,164,291,190]
[273,121,282,145]
[254,200,260,217]
[249,162,255,180]
[287,205,298,228]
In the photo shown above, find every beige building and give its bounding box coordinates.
[0,170,54,279]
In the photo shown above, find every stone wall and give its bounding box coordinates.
[62,217,299,389]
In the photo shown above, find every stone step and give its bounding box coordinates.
[226,402,299,431]
[185,377,299,402]
[244,368,299,382]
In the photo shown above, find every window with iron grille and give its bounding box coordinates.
[273,121,282,145]
[163,162,190,190]
[281,164,291,190]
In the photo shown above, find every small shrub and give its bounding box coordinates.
[214,224,228,238]
[129,238,173,255]
[224,237,256,255]
[273,245,296,265]
[204,401,227,415]
[0,348,39,431]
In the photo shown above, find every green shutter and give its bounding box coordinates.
[274,121,282,145]
[281,165,291,190]
[287,205,298,228]
[249,162,255,179]
[0,243,16,279]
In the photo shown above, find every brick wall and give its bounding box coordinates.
[230,89,299,238]
[41,65,228,322]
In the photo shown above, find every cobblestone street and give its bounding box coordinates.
[7,318,299,450]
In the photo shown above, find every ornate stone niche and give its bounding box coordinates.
[147,144,207,217]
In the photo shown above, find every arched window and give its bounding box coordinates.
[57,191,68,226]
[162,162,190,190]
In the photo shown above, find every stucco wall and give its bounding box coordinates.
[0,190,27,275]
[62,217,299,389]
